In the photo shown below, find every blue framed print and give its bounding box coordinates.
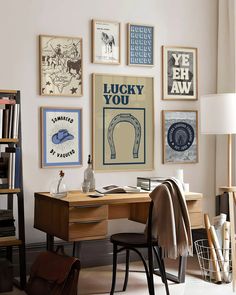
[41,107,82,168]
[162,110,198,164]
[93,73,154,172]
[128,23,154,66]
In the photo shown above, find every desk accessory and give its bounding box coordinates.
[88,193,104,198]
[50,170,68,198]
[137,177,165,191]
[83,155,95,192]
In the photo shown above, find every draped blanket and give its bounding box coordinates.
[148,178,193,259]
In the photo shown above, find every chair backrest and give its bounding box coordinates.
[147,179,192,259]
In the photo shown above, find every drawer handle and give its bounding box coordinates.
[71,220,104,224]
[71,205,104,209]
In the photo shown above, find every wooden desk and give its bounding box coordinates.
[34,191,203,283]
[34,191,203,243]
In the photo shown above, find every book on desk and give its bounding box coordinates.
[95,185,141,194]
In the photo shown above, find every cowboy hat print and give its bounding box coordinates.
[52,129,74,144]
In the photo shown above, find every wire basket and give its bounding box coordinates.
[194,239,232,284]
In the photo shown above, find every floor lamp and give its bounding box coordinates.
[200,93,236,290]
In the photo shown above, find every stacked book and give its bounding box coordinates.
[0,209,15,239]
[0,97,19,139]
[0,147,21,189]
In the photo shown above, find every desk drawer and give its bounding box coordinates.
[69,205,108,222]
[187,200,202,213]
[189,212,203,228]
[69,220,107,240]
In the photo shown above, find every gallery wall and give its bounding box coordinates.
[0,0,217,243]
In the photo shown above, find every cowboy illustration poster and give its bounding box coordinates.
[92,20,120,64]
[41,107,82,167]
[40,35,83,96]
[93,74,154,171]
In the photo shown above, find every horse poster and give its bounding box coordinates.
[41,107,82,168]
[92,73,154,171]
[92,20,120,64]
[162,46,198,100]
[162,110,198,164]
[40,35,83,96]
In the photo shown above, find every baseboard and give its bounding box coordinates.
[1,238,146,275]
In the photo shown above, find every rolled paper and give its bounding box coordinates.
[210,225,229,283]
[204,214,222,283]
[222,221,231,283]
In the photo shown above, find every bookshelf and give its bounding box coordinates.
[0,90,26,289]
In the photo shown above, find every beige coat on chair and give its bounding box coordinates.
[149,178,193,259]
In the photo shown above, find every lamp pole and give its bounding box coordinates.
[228,134,232,188]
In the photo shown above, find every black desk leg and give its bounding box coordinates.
[178,256,187,283]
[46,234,54,251]
[72,242,82,257]
[154,255,187,283]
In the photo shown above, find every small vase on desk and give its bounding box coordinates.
[50,170,68,198]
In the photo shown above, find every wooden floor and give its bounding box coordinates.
[2,256,234,295]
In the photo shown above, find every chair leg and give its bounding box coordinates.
[154,246,169,295]
[122,249,130,291]
[110,244,118,295]
[153,247,165,283]
[147,246,155,295]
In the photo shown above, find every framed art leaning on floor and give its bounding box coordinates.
[162,110,198,164]
[92,73,154,171]
[41,107,82,168]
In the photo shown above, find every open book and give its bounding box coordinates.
[96,185,140,194]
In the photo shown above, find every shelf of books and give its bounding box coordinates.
[0,236,22,247]
[0,139,19,143]
[0,90,26,289]
[0,189,21,194]
[0,209,21,247]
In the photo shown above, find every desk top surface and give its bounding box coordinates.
[35,191,203,207]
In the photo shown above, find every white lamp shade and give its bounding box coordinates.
[200,93,236,134]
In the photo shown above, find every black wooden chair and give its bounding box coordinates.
[110,201,170,295]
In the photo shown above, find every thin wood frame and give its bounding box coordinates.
[162,46,198,100]
[92,19,121,65]
[39,35,83,97]
[41,107,83,168]
[162,110,198,164]
[127,23,154,66]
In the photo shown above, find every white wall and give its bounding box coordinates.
[0,0,218,243]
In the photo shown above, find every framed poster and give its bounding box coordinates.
[162,110,198,164]
[92,20,120,64]
[41,107,82,168]
[127,23,154,66]
[93,74,154,171]
[162,46,198,100]
[39,35,83,96]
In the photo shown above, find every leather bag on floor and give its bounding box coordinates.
[25,247,80,295]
